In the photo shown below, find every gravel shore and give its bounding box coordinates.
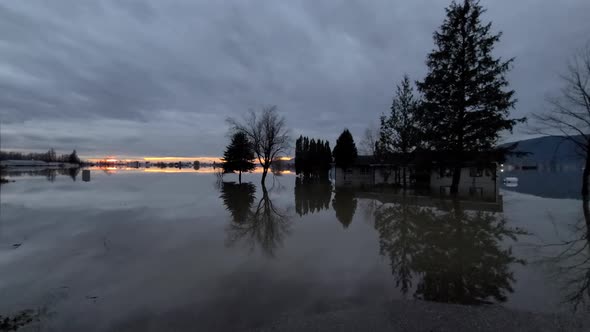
[251,300,589,332]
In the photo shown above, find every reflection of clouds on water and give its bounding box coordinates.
[4,170,590,330]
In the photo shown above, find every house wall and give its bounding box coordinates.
[373,166,414,185]
[334,167,373,186]
[374,167,395,185]
[430,166,498,200]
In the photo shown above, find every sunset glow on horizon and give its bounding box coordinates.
[143,156,223,163]
[86,155,293,163]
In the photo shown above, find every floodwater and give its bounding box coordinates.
[0,167,588,331]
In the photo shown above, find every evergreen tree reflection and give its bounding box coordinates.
[294,177,332,216]
[219,182,256,223]
[332,188,358,228]
[375,197,526,304]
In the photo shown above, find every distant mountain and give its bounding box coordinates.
[502,135,584,165]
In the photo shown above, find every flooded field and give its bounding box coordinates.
[0,168,588,331]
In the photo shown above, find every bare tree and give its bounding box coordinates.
[360,123,379,156]
[532,45,590,196]
[227,106,290,184]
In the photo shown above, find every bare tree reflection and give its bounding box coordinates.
[223,183,291,258]
[544,199,590,310]
[375,198,526,304]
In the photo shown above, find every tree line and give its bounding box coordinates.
[0,149,81,164]
[294,136,331,178]
[217,0,590,197]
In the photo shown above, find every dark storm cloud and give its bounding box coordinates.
[1,0,589,156]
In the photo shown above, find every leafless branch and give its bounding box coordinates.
[227,106,290,182]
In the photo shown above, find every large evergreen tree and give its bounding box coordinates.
[332,129,358,170]
[222,132,256,184]
[378,75,422,187]
[416,0,523,193]
[379,75,421,156]
[68,150,80,164]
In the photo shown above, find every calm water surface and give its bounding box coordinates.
[0,168,588,331]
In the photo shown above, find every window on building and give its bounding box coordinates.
[345,168,353,174]
[360,167,370,175]
[469,167,483,177]
[439,167,453,178]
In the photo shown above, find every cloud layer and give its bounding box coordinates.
[1,0,589,157]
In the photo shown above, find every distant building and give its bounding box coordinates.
[333,154,500,201]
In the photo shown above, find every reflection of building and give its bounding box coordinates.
[334,155,500,202]
[353,186,502,212]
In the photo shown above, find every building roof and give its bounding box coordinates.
[346,150,505,168]
[354,155,375,166]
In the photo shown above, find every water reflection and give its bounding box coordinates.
[294,177,332,216]
[1,168,82,182]
[374,195,526,305]
[332,188,358,228]
[543,199,590,310]
[221,183,291,257]
[219,182,256,223]
[502,169,584,199]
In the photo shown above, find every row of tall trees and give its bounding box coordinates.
[370,0,523,193]
[294,136,331,178]
[0,149,80,164]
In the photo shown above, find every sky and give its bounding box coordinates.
[1,0,589,159]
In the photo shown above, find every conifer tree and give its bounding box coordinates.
[333,129,358,170]
[222,132,256,184]
[417,0,523,193]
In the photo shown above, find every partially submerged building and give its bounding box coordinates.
[333,153,501,201]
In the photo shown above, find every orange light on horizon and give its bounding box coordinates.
[143,156,222,163]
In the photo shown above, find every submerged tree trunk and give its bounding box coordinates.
[451,165,461,195]
[583,150,590,197]
[402,166,407,189]
[261,167,268,184]
[583,198,590,241]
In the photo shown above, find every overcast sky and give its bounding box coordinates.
[1,0,589,158]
